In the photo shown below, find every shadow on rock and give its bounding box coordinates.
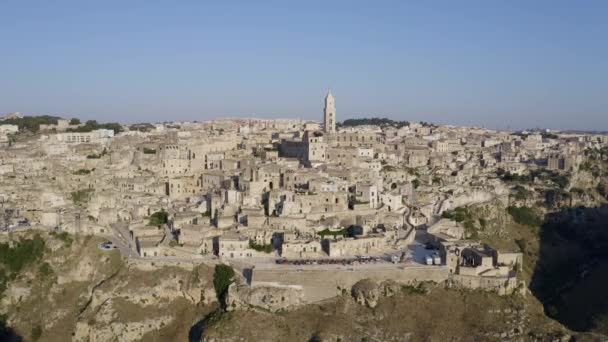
[189,309,225,342]
[530,205,608,333]
[0,320,23,342]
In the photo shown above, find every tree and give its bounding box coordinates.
[148,209,168,227]
[69,118,80,125]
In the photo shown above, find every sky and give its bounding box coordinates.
[0,1,607,131]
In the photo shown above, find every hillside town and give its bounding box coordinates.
[1,93,607,304]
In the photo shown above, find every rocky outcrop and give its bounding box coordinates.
[351,279,380,307]
[351,279,402,308]
[225,282,304,312]
[1,233,217,342]
[74,315,173,342]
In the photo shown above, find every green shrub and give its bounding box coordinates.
[350,198,369,205]
[579,161,593,172]
[512,185,531,201]
[401,283,426,295]
[73,169,91,175]
[143,147,156,154]
[31,325,42,341]
[50,231,73,247]
[38,262,54,279]
[86,148,108,159]
[249,240,274,253]
[318,228,348,238]
[411,179,420,189]
[71,189,93,205]
[441,207,470,223]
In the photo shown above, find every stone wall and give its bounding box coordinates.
[225,282,304,312]
[450,274,521,295]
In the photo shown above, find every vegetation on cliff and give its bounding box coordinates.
[0,234,45,297]
[213,264,235,306]
[71,189,93,206]
[507,206,543,227]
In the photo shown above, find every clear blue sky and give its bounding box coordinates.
[1,1,607,130]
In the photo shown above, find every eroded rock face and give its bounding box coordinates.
[351,279,380,308]
[225,283,304,312]
[74,316,173,342]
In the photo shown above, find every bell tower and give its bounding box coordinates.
[323,90,336,133]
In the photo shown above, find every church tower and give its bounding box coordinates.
[323,90,336,133]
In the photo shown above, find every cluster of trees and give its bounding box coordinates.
[339,117,410,128]
[66,120,122,134]
[129,123,155,132]
[2,115,60,132]
[1,115,125,134]
[542,132,559,140]
[497,169,569,189]
[585,147,608,160]
[511,131,559,140]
